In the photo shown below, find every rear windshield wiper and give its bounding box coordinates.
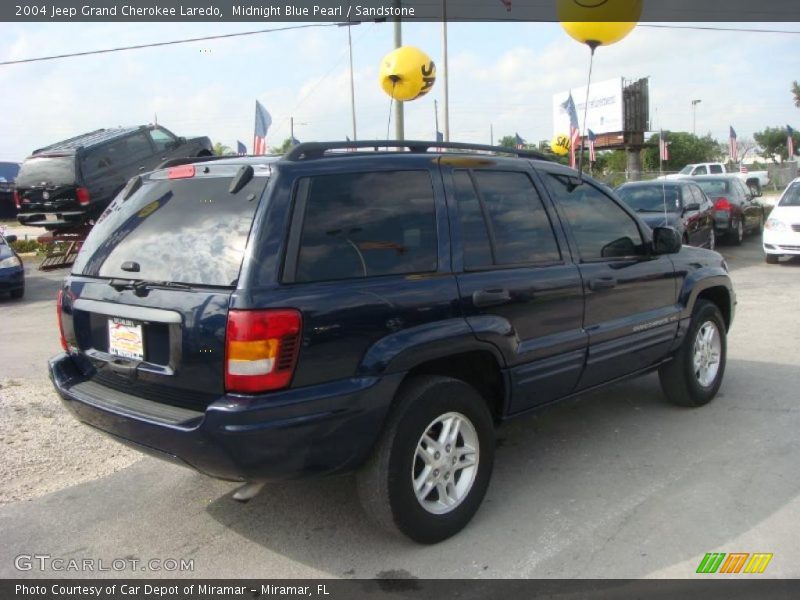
[109,278,194,292]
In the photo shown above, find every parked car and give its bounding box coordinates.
[49,141,735,543]
[15,125,213,230]
[616,180,715,249]
[0,161,20,219]
[659,162,769,194]
[687,175,766,245]
[763,177,800,264]
[0,233,24,299]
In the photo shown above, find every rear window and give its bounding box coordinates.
[16,156,76,187]
[293,170,437,283]
[617,185,681,212]
[72,174,267,286]
[694,179,731,197]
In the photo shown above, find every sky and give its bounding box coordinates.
[0,20,798,160]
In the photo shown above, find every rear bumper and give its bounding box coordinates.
[49,353,403,482]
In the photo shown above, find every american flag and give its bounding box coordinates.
[561,94,580,168]
[587,129,597,163]
[499,0,512,10]
[740,164,748,174]
[253,100,272,155]
[659,130,670,162]
[236,140,247,155]
[436,130,444,152]
[729,126,738,162]
[788,125,796,159]
[514,132,526,150]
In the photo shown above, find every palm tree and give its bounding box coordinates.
[793,81,800,109]
[212,142,232,156]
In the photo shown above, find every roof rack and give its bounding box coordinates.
[282,140,553,162]
[32,127,143,155]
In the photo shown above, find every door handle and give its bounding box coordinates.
[588,277,617,291]
[472,288,512,308]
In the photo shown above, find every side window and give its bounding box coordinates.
[149,128,177,153]
[709,164,724,174]
[544,173,645,260]
[694,165,708,175]
[294,171,437,283]
[123,133,154,161]
[455,170,560,268]
[453,171,493,269]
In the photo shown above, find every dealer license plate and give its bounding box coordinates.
[44,214,59,222]
[108,318,144,360]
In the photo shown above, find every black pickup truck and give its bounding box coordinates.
[49,141,735,543]
[15,124,213,229]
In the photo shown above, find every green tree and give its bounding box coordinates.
[212,142,232,156]
[270,138,298,155]
[497,135,521,149]
[753,126,799,163]
[642,132,720,171]
[792,81,800,108]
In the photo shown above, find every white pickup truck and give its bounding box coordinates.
[659,162,769,193]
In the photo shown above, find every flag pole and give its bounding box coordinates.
[393,0,404,141]
[577,43,597,182]
[442,0,450,141]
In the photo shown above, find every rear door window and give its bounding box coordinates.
[454,170,561,268]
[709,164,724,174]
[72,173,267,286]
[293,171,437,283]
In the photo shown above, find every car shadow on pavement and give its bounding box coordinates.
[205,358,800,578]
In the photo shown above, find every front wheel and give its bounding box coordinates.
[659,300,727,407]
[357,376,495,544]
[765,253,780,264]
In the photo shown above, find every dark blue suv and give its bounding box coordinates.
[50,141,735,543]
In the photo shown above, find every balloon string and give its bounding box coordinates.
[386,80,396,145]
[577,45,596,181]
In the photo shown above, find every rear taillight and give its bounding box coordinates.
[13,190,21,210]
[225,309,302,394]
[168,165,195,179]
[714,198,731,211]
[56,290,68,352]
[76,186,91,206]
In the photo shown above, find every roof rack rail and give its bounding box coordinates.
[282,140,553,162]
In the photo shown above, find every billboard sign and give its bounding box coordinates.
[552,77,623,137]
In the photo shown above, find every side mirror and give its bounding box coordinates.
[652,227,682,255]
[4,234,17,243]
[683,202,700,212]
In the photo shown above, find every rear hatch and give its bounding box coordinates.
[15,154,84,225]
[61,162,271,411]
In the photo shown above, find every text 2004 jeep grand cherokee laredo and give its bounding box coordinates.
[49,141,735,543]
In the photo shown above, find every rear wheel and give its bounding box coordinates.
[729,219,743,245]
[765,254,780,264]
[357,376,495,543]
[10,288,24,300]
[659,300,727,407]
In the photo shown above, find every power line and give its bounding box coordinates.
[637,24,800,34]
[0,22,346,66]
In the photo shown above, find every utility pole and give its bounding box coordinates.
[691,99,702,135]
[442,0,450,141]
[434,99,440,139]
[490,123,494,146]
[393,0,404,140]
[290,116,293,141]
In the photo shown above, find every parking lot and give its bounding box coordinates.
[1,235,799,579]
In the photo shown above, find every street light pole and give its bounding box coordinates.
[393,0,404,140]
[442,0,450,141]
[691,99,702,135]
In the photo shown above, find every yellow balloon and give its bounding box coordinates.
[379,46,436,102]
[557,0,642,47]
[551,134,570,156]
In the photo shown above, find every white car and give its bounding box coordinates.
[763,177,800,264]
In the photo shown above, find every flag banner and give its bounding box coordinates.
[729,126,738,162]
[788,125,796,158]
[236,140,246,155]
[514,132,526,150]
[659,131,670,162]
[561,94,580,168]
[587,129,597,163]
[253,100,272,155]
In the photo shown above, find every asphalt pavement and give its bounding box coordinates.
[1,236,799,579]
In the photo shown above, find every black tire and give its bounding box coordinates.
[729,219,743,246]
[765,254,780,264]
[659,300,727,407]
[357,375,495,544]
[10,288,24,299]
